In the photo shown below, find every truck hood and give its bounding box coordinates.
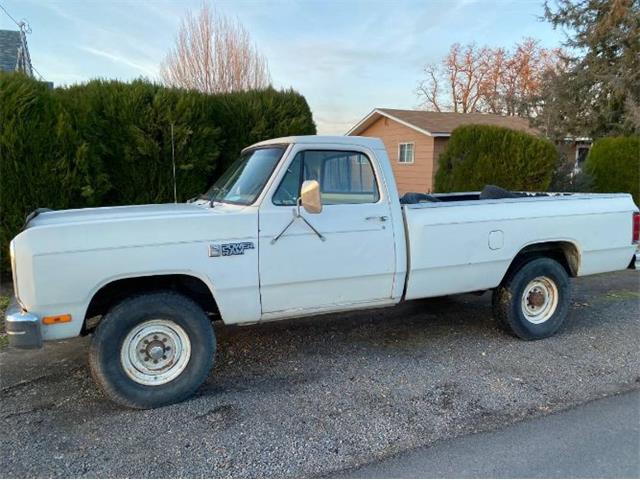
[14,200,254,258]
[26,202,238,228]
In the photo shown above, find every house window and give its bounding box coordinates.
[398,143,414,164]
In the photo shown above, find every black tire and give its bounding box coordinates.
[89,291,215,409]
[492,257,571,340]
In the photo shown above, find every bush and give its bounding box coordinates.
[434,124,557,193]
[0,73,315,273]
[585,136,639,204]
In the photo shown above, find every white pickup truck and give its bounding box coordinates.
[7,136,639,408]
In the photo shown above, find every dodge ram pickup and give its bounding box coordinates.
[6,136,639,408]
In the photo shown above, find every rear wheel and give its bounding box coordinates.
[89,291,215,409]
[492,257,571,340]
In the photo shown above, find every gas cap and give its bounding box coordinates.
[488,230,504,250]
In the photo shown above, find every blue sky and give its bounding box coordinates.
[1,0,565,134]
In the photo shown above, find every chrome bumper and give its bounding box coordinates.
[632,250,640,270]
[5,298,42,349]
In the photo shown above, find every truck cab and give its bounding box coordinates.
[248,136,406,318]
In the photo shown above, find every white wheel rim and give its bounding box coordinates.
[521,276,559,324]
[120,319,191,386]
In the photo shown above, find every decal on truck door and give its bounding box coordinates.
[209,242,255,257]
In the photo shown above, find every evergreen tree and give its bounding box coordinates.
[538,0,640,139]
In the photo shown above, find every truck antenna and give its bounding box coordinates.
[171,122,177,203]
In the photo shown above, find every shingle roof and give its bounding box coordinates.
[0,29,22,72]
[348,108,540,137]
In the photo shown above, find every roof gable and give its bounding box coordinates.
[347,108,540,137]
[0,29,32,76]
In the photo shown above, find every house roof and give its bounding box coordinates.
[0,29,32,76]
[0,30,22,72]
[347,108,540,137]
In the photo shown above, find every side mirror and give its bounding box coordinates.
[300,180,322,214]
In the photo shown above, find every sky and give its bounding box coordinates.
[0,0,566,134]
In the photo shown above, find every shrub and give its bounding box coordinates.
[0,73,315,273]
[584,136,639,204]
[434,124,557,193]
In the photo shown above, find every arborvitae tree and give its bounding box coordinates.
[435,125,557,192]
[585,136,640,203]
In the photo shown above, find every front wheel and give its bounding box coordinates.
[89,291,215,409]
[492,257,571,340]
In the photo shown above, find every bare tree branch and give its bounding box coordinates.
[417,39,564,116]
[417,64,442,112]
[161,2,271,93]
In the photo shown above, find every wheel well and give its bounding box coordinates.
[504,241,580,281]
[84,274,219,330]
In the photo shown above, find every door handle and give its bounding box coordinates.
[365,215,388,222]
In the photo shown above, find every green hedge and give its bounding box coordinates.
[434,125,557,193]
[0,73,315,273]
[585,136,639,204]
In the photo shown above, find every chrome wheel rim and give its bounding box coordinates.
[120,319,191,386]
[521,276,559,324]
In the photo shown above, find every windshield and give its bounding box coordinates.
[204,146,286,205]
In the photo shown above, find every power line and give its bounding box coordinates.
[0,2,19,26]
[0,1,45,80]
[30,63,44,81]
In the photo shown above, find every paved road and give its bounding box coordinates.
[339,389,640,478]
[1,270,639,477]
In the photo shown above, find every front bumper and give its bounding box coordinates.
[5,298,42,349]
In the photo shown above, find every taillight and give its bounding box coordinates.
[633,212,639,244]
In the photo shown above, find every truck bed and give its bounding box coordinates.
[401,192,637,300]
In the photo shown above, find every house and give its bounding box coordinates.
[0,28,33,76]
[347,108,542,195]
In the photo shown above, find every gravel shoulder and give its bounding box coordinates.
[1,270,639,478]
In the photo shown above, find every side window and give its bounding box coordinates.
[272,150,380,206]
[272,154,302,206]
[321,152,379,204]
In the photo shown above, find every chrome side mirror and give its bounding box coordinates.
[300,180,322,214]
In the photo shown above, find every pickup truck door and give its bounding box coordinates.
[258,146,397,316]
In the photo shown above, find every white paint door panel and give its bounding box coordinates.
[258,146,396,315]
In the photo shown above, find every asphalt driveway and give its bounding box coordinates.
[1,270,638,477]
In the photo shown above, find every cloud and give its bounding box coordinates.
[37,0,167,76]
[79,46,158,78]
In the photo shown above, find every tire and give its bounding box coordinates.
[492,257,571,340]
[89,291,215,409]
